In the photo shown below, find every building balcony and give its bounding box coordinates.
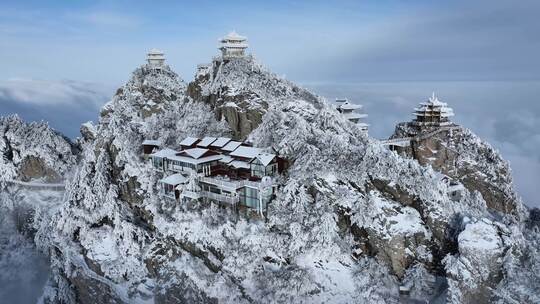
[200,191,239,205]
[181,190,201,200]
[198,176,239,191]
[238,179,263,189]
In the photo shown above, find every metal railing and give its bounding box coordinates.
[197,176,239,191]
[238,179,263,189]
[6,180,65,191]
[200,191,239,205]
[181,190,201,200]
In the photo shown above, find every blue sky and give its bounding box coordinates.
[1,0,538,84]
[0,0,539,207]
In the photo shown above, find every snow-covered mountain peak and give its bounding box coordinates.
[0,114,78,183]
[188,55,322,139]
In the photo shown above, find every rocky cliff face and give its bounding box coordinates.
[0,116,80,303]
[0,115,78,183]
[8,58,536,304]
[187,56,320,140]
[390,122,525,218]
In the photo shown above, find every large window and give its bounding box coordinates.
[251,159,278,178]
[239,187,259,208]
[153,157,163,169]
[171,160,196,171]
[251,159,266,178]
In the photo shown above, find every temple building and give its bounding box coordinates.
[219,31,249,58]
[147,48,166,68]
[147,136,288,215]
[412,93,454,127]
[334,98,369,133]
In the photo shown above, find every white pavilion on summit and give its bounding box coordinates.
[412,93,455,127]
[335,98,369,133]
[147,48,166,68]
[219,31,249,57]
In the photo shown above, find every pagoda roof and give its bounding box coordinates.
[344,112,368,120]
[221,31,247,41]
[148,48,164,56]
[340,103,363,110]
[413,93,454,117]
[219,42,249,49]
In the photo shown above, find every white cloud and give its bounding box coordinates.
[0,78,111,108]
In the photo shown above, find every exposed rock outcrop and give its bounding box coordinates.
[0,115,78,183]
[188,56,320,140]
[390,122,525,218]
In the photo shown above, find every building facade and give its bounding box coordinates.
[147,48,166,68]
[218,31,249,58]
[148,136,286,215]
[413,93,455,127]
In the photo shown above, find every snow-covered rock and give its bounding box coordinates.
[0,115,78,183]
[443,218,507,303]
[188,56,320,140]
[390,123,526,218]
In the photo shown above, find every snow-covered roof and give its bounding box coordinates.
[220,42,249,49]
[181,148,209,159]
[142,139,161,146]
[344,112,368,120]
[230,146,262,159]
[448,184,465,192]
[160,173,188,185]
[414,93,454,118]
[167,154,223,165]
[197,137,217,147]
[219,155,234,164]
[179,137,199,146]
[221,31,247,41]
[231,160,250,169]
[148,48,164,55]
[222,141,242,152]
[211,137,231,148]
[340,103,362,110]
[151,148,178,158]
[253,153,276,166]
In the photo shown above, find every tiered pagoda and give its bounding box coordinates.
[412,93,454,127]
[147,48,166,68]
[335,98,369,133]
[218,31,249,57]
